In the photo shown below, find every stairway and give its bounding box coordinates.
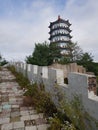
[0,67,49,130]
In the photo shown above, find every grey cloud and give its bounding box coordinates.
[0,0,98,61]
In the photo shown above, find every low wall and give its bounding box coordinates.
[10,62,98,122]
[49,63,86,78]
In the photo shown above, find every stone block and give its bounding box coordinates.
[1,123,13,130]
[11,111,20,117]
[25,126,37,130]
[0,117,10,124]
[20,115,30,121]
[20,107,28,111]
[30,114,39,120]
[20,110,29,116]
[13,121,24,129]
[12,105,19,109]
[10,116,20,122]
[37,124,49,130]
[29,110,37,115]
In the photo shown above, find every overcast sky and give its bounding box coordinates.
[0,0,98,62]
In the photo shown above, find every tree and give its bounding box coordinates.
[67,42,83,62]
[49,43,61,64]
[59,41,83,64]
[26,42,50,66]
[78,52,93,63]
[0,54,8,66]
[77,52,94,72]
[26,42,61,66]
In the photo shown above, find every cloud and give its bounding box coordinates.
[0,0,98,61]
[0,0,56,61]
[63,0,98,61]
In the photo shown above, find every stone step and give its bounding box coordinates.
[0,68,49,130]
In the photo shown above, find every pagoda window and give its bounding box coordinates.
[55,37,57,41]
[55,24,57,28]
[60,43,65,47]
[60,23,64,27]
[66,37,69,40]
[59,23,61,27]
[62,30,63,33]
[63,23,68,28]
[52,38,54,42]
[60,30,62,34]
[61,50,66,54]
[52,25,54,29]
[61,23,64,27]
[51,39,53,42]
[54,38,56,42]
[63,23,66,27]
[57,23,59,27]
[54,32,56,35]
[62,36,65,40]
[65,30,68,34]
[55,37,56,41]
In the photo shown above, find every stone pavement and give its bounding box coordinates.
[0,68,49,130]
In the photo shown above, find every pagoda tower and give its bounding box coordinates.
[49,15,72,55]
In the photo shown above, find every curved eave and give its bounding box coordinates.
[49,19,71,28]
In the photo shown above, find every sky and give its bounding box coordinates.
[0,0,98,62]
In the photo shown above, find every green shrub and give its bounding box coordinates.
[8,65,30,89]
[24,83,57,116]
[0,66,2,71]
[36,91,57,116]
[48,116,61,130]
[61,121,76,130]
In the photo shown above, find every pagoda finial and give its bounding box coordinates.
[58,15,60,20]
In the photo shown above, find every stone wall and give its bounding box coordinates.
[49,63,86,78]
[10,62,98,122]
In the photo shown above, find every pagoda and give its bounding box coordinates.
[49,15,72,55]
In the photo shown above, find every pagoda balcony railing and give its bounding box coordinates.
[50,40,71,43]
[49,27,72,33]
[49,34,72,40]
[58,46,69,49]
